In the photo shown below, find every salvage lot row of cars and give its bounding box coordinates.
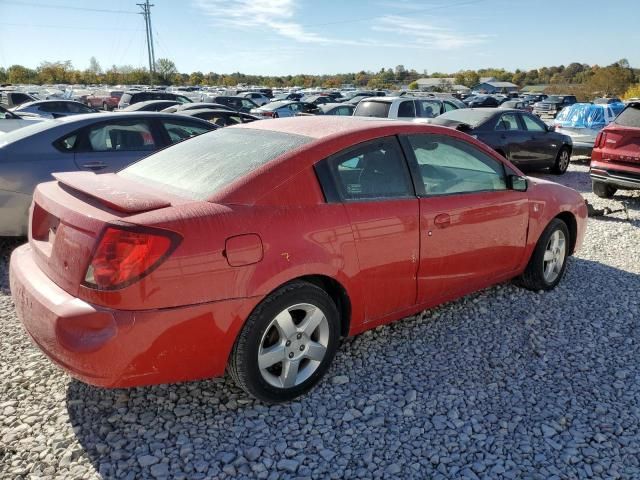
[2,83,639,402]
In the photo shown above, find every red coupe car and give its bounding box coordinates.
[10,117,587,402]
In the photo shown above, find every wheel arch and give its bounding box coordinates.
[279,274,352,338]
[554,211,577,255]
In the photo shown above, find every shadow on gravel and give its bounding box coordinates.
[0,238,24,294]
[65,258,640,479]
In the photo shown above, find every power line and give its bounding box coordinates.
[4,0,137,14]
[0,21,141,31]
[137,0,156,85]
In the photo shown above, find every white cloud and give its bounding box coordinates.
[193,0,330,44]
[193,1,489,51]
[373,15,490,49]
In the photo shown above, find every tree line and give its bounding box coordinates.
[1,57,638,98]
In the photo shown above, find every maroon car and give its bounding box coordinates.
[85,90,124,111]
[590,102,640,198]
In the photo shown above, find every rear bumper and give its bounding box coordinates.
[590,162,640,190]
[10,244,259,388]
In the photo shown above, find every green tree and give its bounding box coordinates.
[88,56,102,75]
[155,58,178,84]
[408,81,419,90]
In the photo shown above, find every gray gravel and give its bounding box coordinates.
[2,162,640,479]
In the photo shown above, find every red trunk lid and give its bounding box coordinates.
[597,125,640,165]
[29,172,180,296]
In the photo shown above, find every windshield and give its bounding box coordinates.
[436,109,495,127]
[120,128,313,200]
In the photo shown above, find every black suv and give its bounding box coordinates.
[532,95,577,118]
[118,91,192,109]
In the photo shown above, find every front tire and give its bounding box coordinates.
[592,180,617,199]
[551,146,570,174]
[228,281,340,403]
[517,219,570,291]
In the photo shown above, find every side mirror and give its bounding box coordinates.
[508,174,528,192]
[547,124,555,132]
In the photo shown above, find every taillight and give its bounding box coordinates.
[594,132,603,148]
[83,225,181,290]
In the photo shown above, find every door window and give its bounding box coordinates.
[407,134,507,196]
[327,138,414,201]
[443,101,458,112]
[521,114,546,132]
[495,113,520,131]
[161,119,212,143]
[415,100,441,118]
[81,120,156,152]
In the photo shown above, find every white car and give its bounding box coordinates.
[353,96,465,121]
[0,105,46,133]
[238,91,270,106]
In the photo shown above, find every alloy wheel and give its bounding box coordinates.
[258,303,329,389]
[543,230,566,283]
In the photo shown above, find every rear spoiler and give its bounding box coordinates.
[52,171,171,214]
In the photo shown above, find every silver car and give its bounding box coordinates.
[0,112,215,236]
[12,100,98,119]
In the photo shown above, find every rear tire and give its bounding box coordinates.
[592,180,617,199]
[551,146,570,174]
[517,219,570,291]
[228,281,340,403]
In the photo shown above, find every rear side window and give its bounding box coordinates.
[614,105,640,128]
[398,101,416,117]
[83,120,156,152]
[354,101,391,118]
[120,128,312,200]
[325,137,414,201]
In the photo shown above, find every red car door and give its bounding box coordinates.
[402,134,529,303]
[323,136,420,322]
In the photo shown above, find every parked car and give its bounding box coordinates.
[250,100,318,118]
[499,100,531,111]
[272,92,304,102]
[430,108,573,174]
[590,102,640,198]
[13,100,98,119]
[162,102,235,113]
[354,96,465,120]
[464,95,500,108]
[593,97,625,116]
[302,95,333,106]
[554,103,617,157]
[532,95,577,118]
[121,100,180,112]
[314,103,355,116]
[237,92,270,106]
[0,112,215,236]
[178,109,260,126]
[118,91,192,109]
[85,90,124,111]
[201,96,259,113]
[1,91,37,108]
[0,105,47,133]
[9,116,587,402]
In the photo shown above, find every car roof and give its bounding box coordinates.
[235,115,404,139]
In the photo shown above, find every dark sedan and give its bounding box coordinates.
[178,109,260,127]
[121,100,180,112]
[464,96,500,108]
[431,108,572,174]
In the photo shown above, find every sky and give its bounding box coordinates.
[0,0,638,76]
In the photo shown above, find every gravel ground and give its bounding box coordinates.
[1,162,640,480]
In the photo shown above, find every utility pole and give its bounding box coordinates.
[137,0,155,86]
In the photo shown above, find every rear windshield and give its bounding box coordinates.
[436,109,495,127]
[119,128,313,200]
[353,101,391,118]
[614,105,640,128]
[545,96,564,102]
